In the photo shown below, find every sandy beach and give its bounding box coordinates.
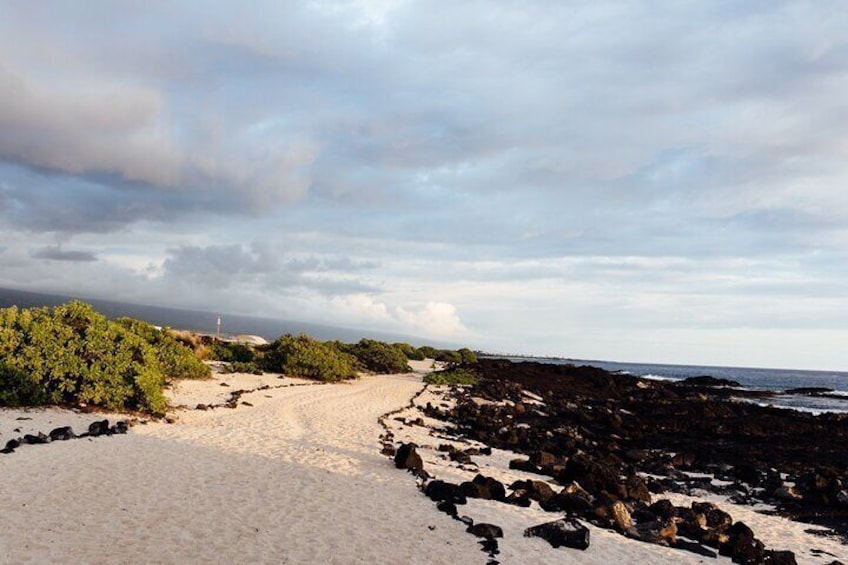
[1,362,845,564]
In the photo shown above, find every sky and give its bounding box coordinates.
[1,1,848,370]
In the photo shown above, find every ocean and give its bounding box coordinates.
[496,357,848,415]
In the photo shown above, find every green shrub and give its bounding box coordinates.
[457,348,478,364]
[417,345,440,359]
[436,349,462,364]
[207,341,256,364]
[423,367,480,386]
[116,318,210,381]
[393,342,425,361]
[0,301,209,414]
[261,334,357,382]
[0,362,46,406]
[348,339,410,374]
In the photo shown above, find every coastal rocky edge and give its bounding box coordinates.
[382,358,848,565]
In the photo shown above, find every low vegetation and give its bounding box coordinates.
[423,367,480,386]
[0,301,209,414]
[393,342,425,361]
[0,300,482,410]
[207,341,256,364]
[346,339,411,374]
[260,334,357,382]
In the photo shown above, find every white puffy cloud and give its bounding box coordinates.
[395,301,469,339]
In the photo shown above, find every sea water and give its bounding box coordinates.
[497,357,848,415]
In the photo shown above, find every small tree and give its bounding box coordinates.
[418,345,440,359]
[349,339,411,374]
[393,342,425,361]
[261,334,357,382]
[458,348,478,364]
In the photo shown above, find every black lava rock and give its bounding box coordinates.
[524,518,590,550]
[49,426,75,441]
[424,480,467,504]
[467,523,503,539]
[88,419,110,437]
[394,443,423,471]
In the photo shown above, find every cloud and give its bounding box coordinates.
[331,294,470,340]
[30,245,98,262]
[160,243,378,296]
[396,301,469,338]
[2,2,848,367]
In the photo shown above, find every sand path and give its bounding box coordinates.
[0,373,481,564]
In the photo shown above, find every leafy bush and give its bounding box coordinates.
[393,342,425,361]
[0,362,46,406]
[423,367,480,386]
[457,348,478,364]
[435,349,463,364]
[208,341,256,364]
[417,345,440,359]
[261,334,357,382]
[116,318,210,381]
[348,339,410,374]
[0,301,210,414]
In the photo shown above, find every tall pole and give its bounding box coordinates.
[216,315,221,339]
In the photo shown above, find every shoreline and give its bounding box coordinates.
[1,360,846,563]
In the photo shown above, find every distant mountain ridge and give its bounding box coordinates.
[0,286,444,347]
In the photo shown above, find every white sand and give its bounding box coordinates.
[0,365,479,564]
[1,365,845,564]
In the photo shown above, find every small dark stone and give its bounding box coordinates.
[473,474,506,501]
[505,491,532,507]
[467,523,503,539]
[88,419,110,437]
[509,458,541,474]
[4,439,20,451]
[111,421,129,434]
[692,502,733,533]
[461,481,490,500]
[196,404,209,410]
[49,426,75,441]
[479,538,499,554]
[21,433,49,445]
[720,521,764,564]
[424,480,467,504]
[394,443,423,470]
[649,499,677,520]
[436,500,458,516]
[524,518,590,550]
[450,450,473,464]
